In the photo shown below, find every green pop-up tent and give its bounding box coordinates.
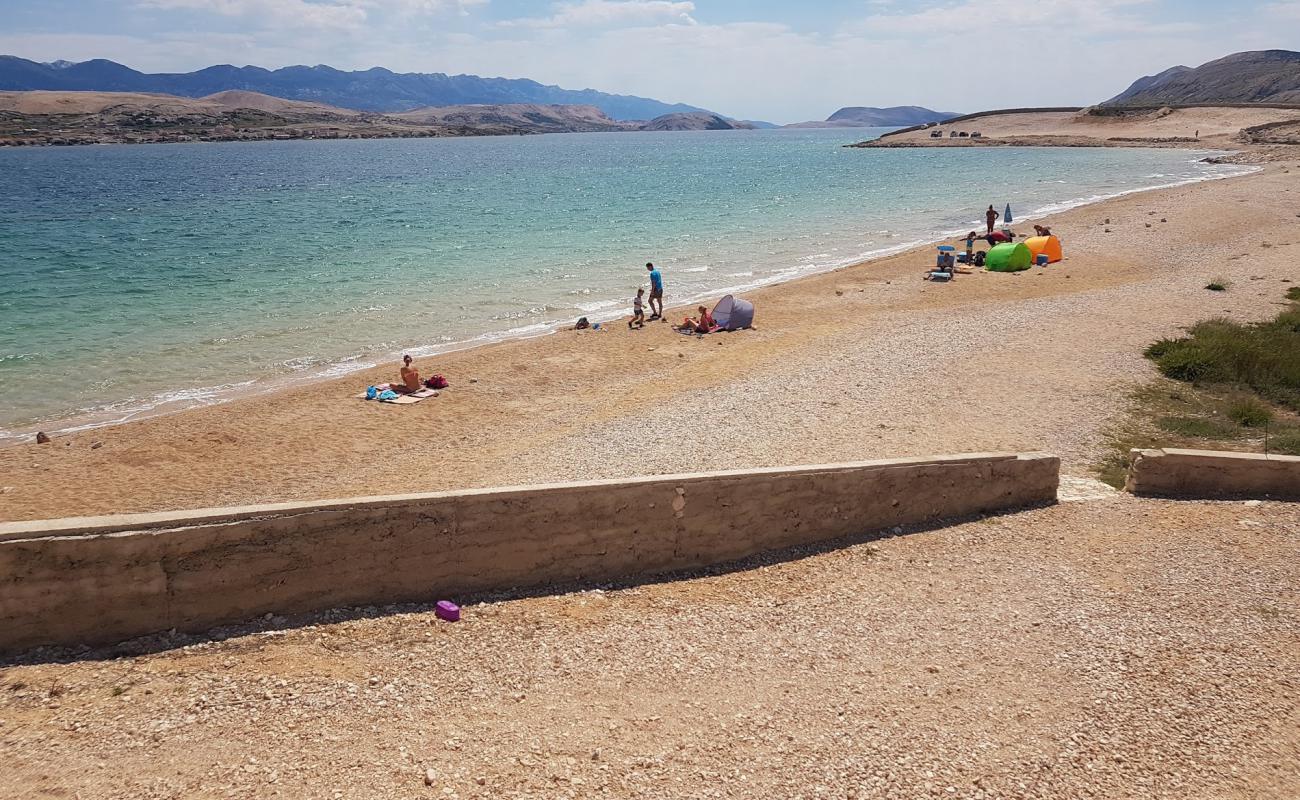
[985,242,1033,272]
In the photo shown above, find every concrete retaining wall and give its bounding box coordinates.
[1127,448,1300,500]
[0,453,1058,655]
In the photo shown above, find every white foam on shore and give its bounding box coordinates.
[0,154,1257,447]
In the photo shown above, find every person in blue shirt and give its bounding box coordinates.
[645,262,664,320]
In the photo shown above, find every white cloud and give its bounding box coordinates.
[1262,1,1300,19]
[852,0,1199,38]
[502,0,696,29]
[359,0,487,14]
[139,0,368,29]
[138,0,484,30]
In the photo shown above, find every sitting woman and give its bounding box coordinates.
[398,354,422,393]
[677,305,717,334]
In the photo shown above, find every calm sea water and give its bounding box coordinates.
[0,130,1249,441]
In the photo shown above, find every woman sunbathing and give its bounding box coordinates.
[398,354,422,393]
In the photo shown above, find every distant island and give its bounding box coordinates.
[0,56,711,121]
[784,106,959,129]
[0,90,754,147]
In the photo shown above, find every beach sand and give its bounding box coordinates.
[3,158,1299,522]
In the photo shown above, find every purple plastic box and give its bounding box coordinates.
[435,600,461,622]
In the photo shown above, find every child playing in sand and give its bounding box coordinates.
[628,288,645,329]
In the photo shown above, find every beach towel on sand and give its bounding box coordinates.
[356,386,439,405]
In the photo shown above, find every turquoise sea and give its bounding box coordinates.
[0,129,1251,442]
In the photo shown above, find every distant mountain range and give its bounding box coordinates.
[0,56,710,121]
[1106,50,1300,105]
[783,106,959,128]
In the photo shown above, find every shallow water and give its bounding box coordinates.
[0,129,1250,440]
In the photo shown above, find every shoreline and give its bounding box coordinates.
[0,149,1256,448]
[2,148,1295,522]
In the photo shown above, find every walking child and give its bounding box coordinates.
[628,287,645,329]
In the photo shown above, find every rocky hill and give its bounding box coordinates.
[392,103,633,133]
[0,56,711,121]
[785,105,958,128]
[639,112,755,131]
[1106,50,1300,105]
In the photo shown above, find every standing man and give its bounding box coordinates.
[985,204,999,235]
[646,262,664,321]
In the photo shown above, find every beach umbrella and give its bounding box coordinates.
[1004,203,1013,223]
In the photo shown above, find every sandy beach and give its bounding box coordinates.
[1,151,1298,522]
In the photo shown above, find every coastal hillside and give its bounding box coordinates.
[640,112,755,131]
[391,103,632,133]
[0,89,362,117]
[1105,50,1300,105]
[0,55,711,121]
[0,90,646,145]
[0,90,765,145]
[785,105,958,128]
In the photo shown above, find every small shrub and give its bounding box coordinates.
[1205,281,1228,291]
[1268,431,1300,455]
[1227,397,1273,427]
[1153,343,1216,382]
[1144,338,1181,360]
[1286,286,1300,302]
[1157,416,1239,439]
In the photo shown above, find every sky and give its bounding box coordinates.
[2,0,1297,123]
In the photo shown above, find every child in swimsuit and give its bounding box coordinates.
[628,288,645,329]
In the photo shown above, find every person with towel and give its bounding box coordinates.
[398,354,422,393]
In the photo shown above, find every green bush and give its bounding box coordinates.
[1144,303,1300,412]
[1144,338,1180,360]
[1228,398,1273,427]
[1152,342,1216,382]
[1286,286,1300,302]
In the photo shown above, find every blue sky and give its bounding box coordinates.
[2,1,1297,122]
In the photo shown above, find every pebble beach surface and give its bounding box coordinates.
[2,495,1297,798]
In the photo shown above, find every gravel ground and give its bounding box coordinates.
[3,495,1297,799]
